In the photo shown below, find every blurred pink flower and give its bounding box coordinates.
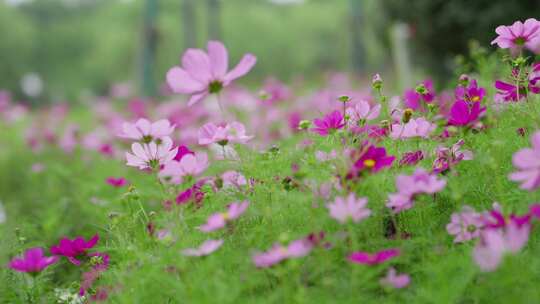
[348,248,400,265]
[166,40,257,106]
[403,80,435,111]
[221,170,247,189]
[509,131,540,190]
[327,193,371,224]
[473,218,530,272]
[446,206,485,243]
[198,122,253,146]
[346,100,381,127]
[106,177,128,188]
[491,18,540,53]
[199,201,250,232]
[387,168,446,213]
[160,152,209,184]
[50,234,99,265]
[182,239,224,257]
[59,124,79,153]
[311,110,345,136]
[9,247,58,274]
[126,137,178,170]
[432,139,474,173]
[121,118,175,143]
[315,150,338,162]
[380,267,410,289]
[253,238,313,268]
[390,117,435,139]
[399,150,424,167]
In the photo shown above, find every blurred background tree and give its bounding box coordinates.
[0,0,538,102]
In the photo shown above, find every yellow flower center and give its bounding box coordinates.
[363,159,376,168]
[221,212,230,221]
[471,96,480,102]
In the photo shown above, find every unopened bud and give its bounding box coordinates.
[298,120,311,130]
[458,74,470,87]
[415,83,428,95]
[402,108,413,123]
[338,95,351,103]
[372,73,383,90]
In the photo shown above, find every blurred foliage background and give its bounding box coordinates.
[0,0,539,102]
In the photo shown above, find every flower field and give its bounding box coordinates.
[1,16,540,303]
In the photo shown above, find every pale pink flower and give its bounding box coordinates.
[166,40,257,106]
[160,152,209,184]
[199,201,250,232]
[386,168,446,213]
[473,219,530,272]
[253,238,313,268]
[446,206,485,243]
[509,131,540,190]
[59,124,79,153]
[346,100,381,127]
[491,18,540,53]
[315,150,337,162]
[198,122,253,146]
[221,170,247,189]
[126,137,178,170]
[390,117,435,139]
[182,239,224,257]
[327,193,371,224]
[120,118,175,143]
[380,267,410,289]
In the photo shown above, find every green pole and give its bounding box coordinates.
[349,0,364,74]
[207,0,221,40]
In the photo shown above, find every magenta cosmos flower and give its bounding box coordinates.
[348,248,400,265]
[403,80,435,111]
[166,40,257,106]
[432,139,473,173]
[509,131,540,190]
[120,118,175,143]
[253,238,313,268]
[455,79,486,103]
[9,247,58,274]
[390,117,436,139]
[106,177,128,188]
[491,18,540,53]
[399,150,424,167]
[160,152,209,184]
[199,201,250,232]
[350,144,395,176]
[327,193,371,224]
[380,267,410,289]
[473,218,530,272]
[182,239,224,257]
[386,168,446,213]
[126,136,178,170]
[311,110,345,136]
[198,122,253,146]
[447,100,485,127]
[446,206,485,243]
[50,234,99,265]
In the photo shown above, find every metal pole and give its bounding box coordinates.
[141,0,158,97]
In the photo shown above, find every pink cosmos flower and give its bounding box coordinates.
[106,177,128,188]
[446,206,485,243]
[199,201,250,232]
[315,150,338,162]
[9,247,58,274]
[494,80,524,102]
[50,234,99,265]
[220,170,247,189]
[447,101,486,127]
[182,239,224,257]
[126,136,178,170]
[390,117,436,139]
[345,100,381,127]
[198,122,253,146]
[311,110,345,136]
[386,168,446,213]
[327,193,371,224]
[120,118,175,143]
[349,144,395,176]
[59,124,79,154]
[380,267,410,289]
[166,40,257,106]
[253,238,313,268]
[160,152,209,184]
[509,131,540,190]
[473,218,530,272]
[432,139,474,173]
[491,18,540,53]
[403,80,435,111]
[455,79,486,103]
[348,248,400,265]
[174,145,194,161]
[399,150,424,167]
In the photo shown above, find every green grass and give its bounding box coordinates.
[1,93,540,303]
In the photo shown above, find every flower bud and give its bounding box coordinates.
[402,108,413,123]
[298,120,312,130]
[372,73,383,90]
